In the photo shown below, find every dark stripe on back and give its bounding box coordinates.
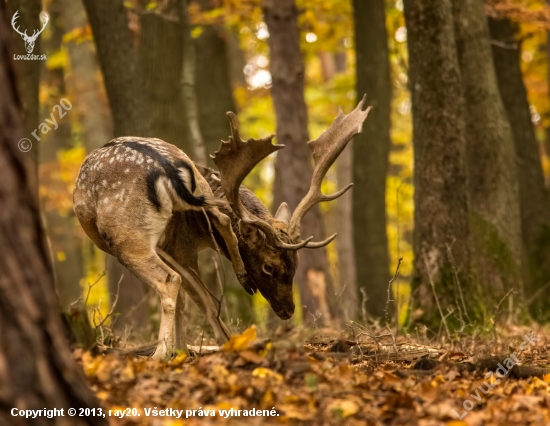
[104,139,205,210]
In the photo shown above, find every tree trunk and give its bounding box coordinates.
[180,0,207,164]
[403,0,472,325]
[263,0,338,326]
[138,2,188,151]
[546,0,550,169]
[352,0,392,320]
[194,0,238,164]
[6,0,41,168]
[63,0,112,153]
[489,17,550,318]
[0,4,104,422]
[336,144,357,321]
[452,0,525,302]
[82,0,144,137]
[39,1,84,309]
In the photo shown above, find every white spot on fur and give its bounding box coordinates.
[109,157,114,164]
[124,168,129,174]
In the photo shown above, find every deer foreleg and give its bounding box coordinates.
[174,289,189,354]
[178,266,231,344]
[207,209,256,294]
[159,249,231,346]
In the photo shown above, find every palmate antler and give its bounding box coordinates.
[211,113,312,250]
[212,97,371,251]
[288,96,372,243]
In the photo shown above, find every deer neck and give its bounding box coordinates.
[197,164,273,240]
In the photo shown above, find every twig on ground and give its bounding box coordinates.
[385,257,403,328]
[492,288,515,340]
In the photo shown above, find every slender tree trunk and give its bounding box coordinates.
[180,0,207,164]
[6,0,41,168]
[194,0,238,163]
[263,0,338,326]
[336,144,357,321]
[226,31,247,89]
[489,17,550,318]
[39,1,83,309]
[452,0,525,302]
[403,0,472,325]
[0,4,104,422]
[316,48,356,320]
[352,0,392,320]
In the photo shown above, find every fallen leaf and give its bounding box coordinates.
[252,367,283,382]
[239,350,264,364]
[223,325,257,351]
[327,399,359,417]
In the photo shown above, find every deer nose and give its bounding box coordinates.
[279,306,294,320]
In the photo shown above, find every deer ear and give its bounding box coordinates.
[239,220,263,246]
[274,202,291,224]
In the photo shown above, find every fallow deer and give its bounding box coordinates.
[73,98,370,359]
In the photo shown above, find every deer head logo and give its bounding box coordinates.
[11,10,49,54]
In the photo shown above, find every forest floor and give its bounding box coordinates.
[78,323,550,426]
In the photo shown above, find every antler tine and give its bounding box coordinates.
[288,96,372,246]
[212,113,319,251]
[211,112,281,218]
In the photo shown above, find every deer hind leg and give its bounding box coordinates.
[115,249,181,360]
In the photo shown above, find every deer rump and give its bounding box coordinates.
[73,100,371,359]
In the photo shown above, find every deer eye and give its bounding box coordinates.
[262,264,273,277]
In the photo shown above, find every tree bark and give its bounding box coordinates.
[194,0,238,164]
[403,0,472,325]
[82,0,145,137]
[63,0,112,153]
[0,4,104,422]
[138,1,188,151]
[452,0,525,301]
[352,0,392,320]
[489,17,550,318]
[263,0,338,326]
[546,0,550,169]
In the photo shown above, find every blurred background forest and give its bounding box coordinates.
[6,0,550,345]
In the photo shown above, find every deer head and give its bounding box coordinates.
[11,11,49,54]
[211,97,371,319]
